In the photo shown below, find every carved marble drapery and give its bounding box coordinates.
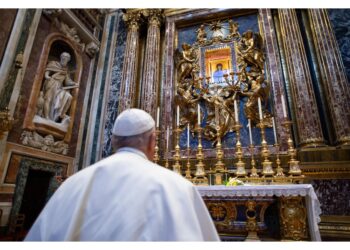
[308,9,350,145]
[140,10,163,118]
[118,11,142,113]
[278,9,325,147]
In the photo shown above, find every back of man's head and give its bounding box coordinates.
[111,109,156,160]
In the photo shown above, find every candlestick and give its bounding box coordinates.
[215,105,219,126]
[153,129,160,164]
[214,126,225,185]
[177,106,180,127]
[249,144,259,178]
[281,95,287,118]
[281,119,302,176]
[234,123,247,178]
[272,117,277,144]
[274,143,285,178]
[165,126,170,169]
[248,119,253,145]
[187,124,190,148]
[258,122,275,177]
[258,97,263,120]
[185,145,192,181]
[197,104,200,125]
[192,126,208,185]
[166,126,170,151]
[234,100,239,122]
[156,107,160,128]
[172,126,182,175]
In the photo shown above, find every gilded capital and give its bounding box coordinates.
[122,10,143,31]
[143,9,164,27]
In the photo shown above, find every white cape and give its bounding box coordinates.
[25,147,220,241]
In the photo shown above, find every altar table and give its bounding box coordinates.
[197,184,322,241]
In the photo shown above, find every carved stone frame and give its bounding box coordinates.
[23,33,83,142]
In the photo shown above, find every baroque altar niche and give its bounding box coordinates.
[175,19,273,147]
[22,34,83,155]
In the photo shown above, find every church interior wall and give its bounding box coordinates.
[0,9,18,67]
[101,10,127,158]
[328,9,350,82]
[0,9,108,232]
[0,8,349,240]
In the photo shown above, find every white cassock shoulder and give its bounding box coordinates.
[25,151,220,241]
[138,165,220,241]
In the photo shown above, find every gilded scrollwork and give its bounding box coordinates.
[279,196,308,240]
[175,19,271,142]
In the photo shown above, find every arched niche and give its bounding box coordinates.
[23,33,83,143]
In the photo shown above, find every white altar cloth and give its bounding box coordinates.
[196,184,322,241]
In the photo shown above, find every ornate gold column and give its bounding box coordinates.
[308,9,350,145]
[278,9,325,147]
[118,11,142,113]
[140,9,163,118]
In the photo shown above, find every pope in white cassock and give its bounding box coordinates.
[25,108,220,241]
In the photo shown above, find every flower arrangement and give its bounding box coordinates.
[225,177,244,186]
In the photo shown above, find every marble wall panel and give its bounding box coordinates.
[102,12,127,158]
[0,9,17,66]
[312,179,350,216]
[328,9,350,83]
[6,14,92,158]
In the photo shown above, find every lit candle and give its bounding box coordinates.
[177,105,180,127]
[197,104,201,125]
[156,107,160,128]
[234,100,239,122]
[272,117,277,144]
[281,95,287,118]
[258,97,263,120]
[166,126,169,151]
[187,124,190,148]
[248,119,253,145]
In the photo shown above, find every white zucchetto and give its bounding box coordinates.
[112,108,155,136]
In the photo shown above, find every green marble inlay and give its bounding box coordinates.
[0,9,36,109]
[9,157,63,227]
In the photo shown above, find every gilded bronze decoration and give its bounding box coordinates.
[175,20,271,143]
[192,126,208,185]
[0,107,14,139]
[172,127,182,175]
[279,196,308,241]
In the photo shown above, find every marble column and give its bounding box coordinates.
[278,9,325,147]
[140,9,163,118]
[161,19,176,153]
[258,9,289,150]
[0,9,27,99]
[118,11,142,114]
[308,9,350,145]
